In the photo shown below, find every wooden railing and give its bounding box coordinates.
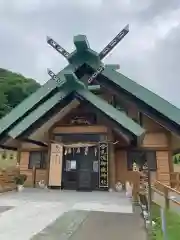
[0,166,20,193]
[152,180,180,210]
[130,171,180,208]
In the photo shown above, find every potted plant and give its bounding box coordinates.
[14,174,27,192]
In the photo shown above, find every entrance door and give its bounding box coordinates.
[77,153,92,191]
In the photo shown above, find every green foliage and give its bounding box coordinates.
[152,203,180,240]
[0,68,40,118]
[173,153,180,164]
[174,155,178,164]
[14,174,27,185]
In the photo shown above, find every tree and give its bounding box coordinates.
[0,68,40,118]
[174,155,178,164]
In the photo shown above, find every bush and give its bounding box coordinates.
[14,174,27,185]
[174,156,178,164]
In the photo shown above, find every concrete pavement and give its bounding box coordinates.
[0,189,146,240]
[32,211,146,240]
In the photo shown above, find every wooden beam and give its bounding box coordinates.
[0,145,17,151]
[21,138,48,147]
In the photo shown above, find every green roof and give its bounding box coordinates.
[1,33,180,139]
[0,65,73,136]
[76,88,145,137]
[8,86,145,139]
[102,67,180,125]
[0,79,56,135]
[0,71,99,137]
[8,89,72,139]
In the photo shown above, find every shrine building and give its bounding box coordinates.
[0,26,180,191]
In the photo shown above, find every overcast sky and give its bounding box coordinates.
[0,0,180,106]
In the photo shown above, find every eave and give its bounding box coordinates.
[8,90,73,139]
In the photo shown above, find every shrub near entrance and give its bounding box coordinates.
[14,174,27,185]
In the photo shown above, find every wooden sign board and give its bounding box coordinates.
[48,143,63,187]
[99,142,109,188]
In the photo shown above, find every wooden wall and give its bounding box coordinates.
[115,150,141,186]
[171,133,180,150]
[156,151,171,185]
[19,126,109,187]
[141,114,171,185]
[0,166,19,192]
[18,102,174,188]
[141,132,168,148]
[114,112,172,186]
[114,149,171,186]
[142,115,163,131]
[115,150,127,184]
[52,125,108,134]
[19,151,46,187]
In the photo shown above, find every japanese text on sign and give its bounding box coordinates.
[99,142,108,188]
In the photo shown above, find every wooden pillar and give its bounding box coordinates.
[167,132,174,187]
[109,143,116,189]
[46,131,52,186]
[32,166,36,188]
[16,141,22,165]
[115,150,128,186]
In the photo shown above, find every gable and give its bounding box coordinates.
[141,114,164,131]
[6,86,145,143]
[75,88,145,139]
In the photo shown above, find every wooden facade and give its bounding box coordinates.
[18,103,175,190]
